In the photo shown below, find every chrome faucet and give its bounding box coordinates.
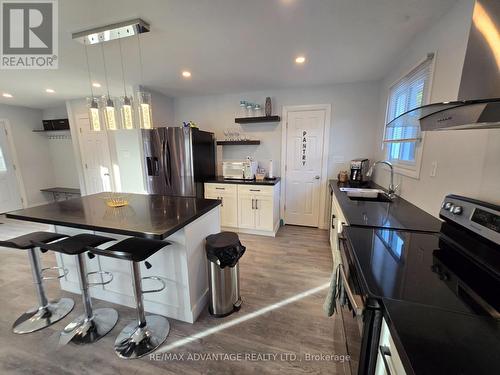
[366,160,398,198]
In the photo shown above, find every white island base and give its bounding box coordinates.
[54,207,220,323]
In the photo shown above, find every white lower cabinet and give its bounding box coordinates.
[205,182,280,236]
[375,319,407,375]
[205,184,238,228]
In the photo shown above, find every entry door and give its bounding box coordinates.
[76,116,114,194]
[284,109,326,227]
[0,120,22,213]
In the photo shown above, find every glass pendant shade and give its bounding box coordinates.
[102,96,118,130]
[137,91,153,129]
[87,97,101,131]
[120,96,135,130]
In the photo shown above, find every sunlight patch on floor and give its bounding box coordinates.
[157,282,330,353]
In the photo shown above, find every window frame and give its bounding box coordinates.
[382,54,436,179]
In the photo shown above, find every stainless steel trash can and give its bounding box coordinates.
[208,262,242,316]
[205,232,246,317]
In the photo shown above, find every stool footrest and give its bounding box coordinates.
[41,266,69,281]
[87,271,114,286]
[141,276,166,294]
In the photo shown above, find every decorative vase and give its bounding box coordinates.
[265,97,272,117]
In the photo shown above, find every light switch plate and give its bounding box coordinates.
[430,161,438,177]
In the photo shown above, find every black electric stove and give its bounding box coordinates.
[339,195,500,375]
[344,195,499,319]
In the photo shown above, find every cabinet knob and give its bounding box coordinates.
[314,175,320,180]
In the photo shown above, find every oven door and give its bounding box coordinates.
[338,235,382,375]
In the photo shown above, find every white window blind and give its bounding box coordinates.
[384,54,433,163]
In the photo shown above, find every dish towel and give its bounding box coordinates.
[323,238,343,316]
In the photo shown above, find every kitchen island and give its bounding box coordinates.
[6,192,221,323]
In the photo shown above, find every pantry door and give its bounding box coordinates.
[283,106,330,227]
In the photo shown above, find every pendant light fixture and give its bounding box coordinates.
[100,43,118,131]
[84,41,101,131]
[72,19,151,131]
[117,34,135,130]
[135,33,153,129]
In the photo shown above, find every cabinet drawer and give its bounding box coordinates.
[205,183,237,195]
[237,185,274,196]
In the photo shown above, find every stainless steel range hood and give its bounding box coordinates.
[386,0,500,132]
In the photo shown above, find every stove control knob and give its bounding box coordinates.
[451,205,463,215]
[443,202,453,210]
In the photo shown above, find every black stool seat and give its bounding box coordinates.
[34,233,115,255]
[88,237,170,262]
[0,231,67,249]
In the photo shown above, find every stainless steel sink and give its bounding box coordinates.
[339,187,392,203]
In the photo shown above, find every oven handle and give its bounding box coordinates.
[379,345,395,375]
[339,265,364,315]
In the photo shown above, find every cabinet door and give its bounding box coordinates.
[238,193,256,229]
[220,191,238,227]
[254,195,274,231]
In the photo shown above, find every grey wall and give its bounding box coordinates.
[173,82,381,177]
[42,105,80,188]
[373,0,500,217]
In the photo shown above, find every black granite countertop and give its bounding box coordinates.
[6,192,220,239]
[383,298,500,375]
[206,176,281,186]
[330,180,442,232]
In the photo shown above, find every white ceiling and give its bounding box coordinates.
[0,0,458,109]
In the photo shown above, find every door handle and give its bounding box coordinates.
[251,198,255,210]
[314,175,320,180]
[339,266,364,314]
[255,199,258,209]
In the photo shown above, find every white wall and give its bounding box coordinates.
[0,104,55,206]
[42,104,80,188]
[42,104,68,120]
[373,0,500,217]
[174,82,381,178]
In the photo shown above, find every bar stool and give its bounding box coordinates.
[88,237,170,359]
[34,233,118,345]
[0,231,74,334]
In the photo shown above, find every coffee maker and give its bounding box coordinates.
[349,158,370,185]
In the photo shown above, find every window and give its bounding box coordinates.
[0,146,7,172]
[384,54,434,177]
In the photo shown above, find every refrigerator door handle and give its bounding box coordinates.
[166,141,172,186]
[162,138,171,186]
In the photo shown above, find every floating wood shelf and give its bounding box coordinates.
[234,115,280,124]
[216,140,261,146]
[33,129,70,132]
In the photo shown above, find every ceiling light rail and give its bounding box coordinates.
[72,19,150,45]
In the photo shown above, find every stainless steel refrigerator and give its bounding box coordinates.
[142,127,216,197]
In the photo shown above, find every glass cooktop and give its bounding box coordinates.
[344,224,500,318]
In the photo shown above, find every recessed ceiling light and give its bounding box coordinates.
[295,56,306,64]
[45,88,55,93]
[182,71,192,78]
[92,82,101,88]
[2,92,13,98]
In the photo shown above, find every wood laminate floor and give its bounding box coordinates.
[0,216,349,375]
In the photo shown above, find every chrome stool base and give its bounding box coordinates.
[12,297,74,334]
[114,315,170,359]
[59,307,118,346]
